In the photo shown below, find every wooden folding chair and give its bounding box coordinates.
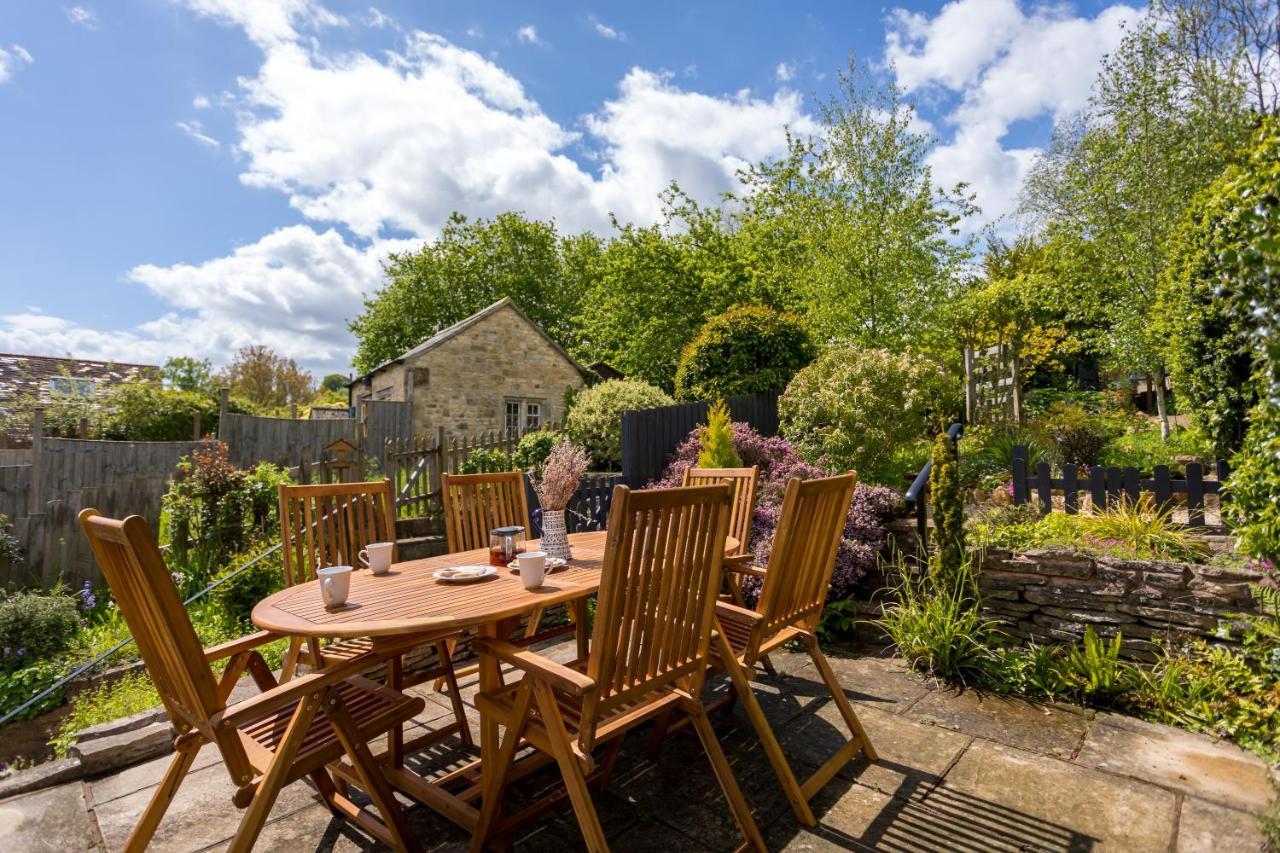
[682,465,759,602]
[79,509,423,853]
[279,480,472,749]
[663,472,879,828]
[436,472,575,690]
[469,483,766,852]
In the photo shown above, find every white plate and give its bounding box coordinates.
[507,557,567,573]
[433,565,498,583]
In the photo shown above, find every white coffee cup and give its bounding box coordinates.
[359,542,394,575]
[318,565,353,608]
[517,551,547,590]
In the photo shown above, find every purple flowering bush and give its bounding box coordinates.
[652,421,902,601]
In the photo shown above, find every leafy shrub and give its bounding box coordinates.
[653,420,901,599]
[878,555,999,685]
[456,448,515,474]
[779,347,958,485]
[1098,425,1210,471]
[512,429,561,471]
[1055,627,1135,703]
[565,379,674,469]
[97,380,221,442]
[929,433,964,572]
[673,306,816,401]
[0,513,21,565]
[696,399,742,469]
[50,672,160,758]
[959,424,1052,491]
[0,590,82,672]
[208,546,286,633]
[0,658,67,721]
[1034,402,1115,466]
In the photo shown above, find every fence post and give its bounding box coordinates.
[1062,464,1078,514]
[78,417,88,439]
[192,409,202,440]
[218,387,229,438]
[28,407,44,516]
[963,347,976,424]
[1187,462,1205,527]
[1035,461,1052,515]
[1153,465,1172,511]
[1011,445,1028,505]
[434,426,446,480]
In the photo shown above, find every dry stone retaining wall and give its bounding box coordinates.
[978,547,1263,660]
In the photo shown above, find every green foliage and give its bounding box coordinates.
[1035,402,1115,466]
[929,433,964,572]
[564,379,674,470]
[96,380,219,442]
[958,424,1052,491]
[0,513,21,565]
[207,547,286,633]
[779,347,958,485]
[0,658,67,721]
[49,672,160,758]
[696,399,742,469]
[320,373,348,393]
[817,599,860,645]
[349,213,593,374]
[456,448,516,475]
[1057,627,1134,703]
[674,306,815,401]
[160,356,214,394]
[1098,425,1210,471]
[878,556,999,685]
[968,500,1210,563]
[0,590,81,672]
[512,429,561,471]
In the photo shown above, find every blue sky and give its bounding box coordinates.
[0,0,1141,375]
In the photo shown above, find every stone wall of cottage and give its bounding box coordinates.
[979,547,1263,660]
[405,306,584,436]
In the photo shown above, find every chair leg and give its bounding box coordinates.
[523,606,545,639]
[801,634,878,762]
[533,681,608,851]
[469,681,533,853]
[645,707,675,758]
[227,692,322,853]
[717,635,815,826]
[437,640,474,748]
[687,702,767,853]
[280,636,304,683]
[120,741,200,853]
[434,638,459,692]
[326,688,418,852]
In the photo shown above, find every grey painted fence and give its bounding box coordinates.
[619,390,780,487]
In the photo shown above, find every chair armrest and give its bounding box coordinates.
[473,638,596,696]
[723,553,754,566]
[723,561,767,578]
[715,600,764,626]
[203,631,284,663]
[213,652,382,729]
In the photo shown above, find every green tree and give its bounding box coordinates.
[98,380,219,441]
[696,399,743,469]
[320,373,348,393]
[736,60,976,356]
[161,357,213,393]
[674,306,815,401]
[929,432,964,572]
[1022,15,1254,437]
[349,213,593,373]
[217,345,314,414]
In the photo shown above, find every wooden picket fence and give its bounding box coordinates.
[1011,445,1230,526]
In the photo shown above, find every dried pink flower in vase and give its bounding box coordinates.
[533,440,591,511]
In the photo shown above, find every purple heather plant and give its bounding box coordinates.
[652,421,902,601]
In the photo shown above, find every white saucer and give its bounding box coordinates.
[507,557,567,573]
[433,565,498,583]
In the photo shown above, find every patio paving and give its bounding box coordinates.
[0,641,1271,852]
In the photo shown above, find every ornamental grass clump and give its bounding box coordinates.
[532,440,590,512]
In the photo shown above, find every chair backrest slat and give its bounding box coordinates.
[755,473,858,644]
[78,509,253,782]
[587,484,731,719]
[682,466,758,557]
[279,481,397,585]
[441,471,531,553]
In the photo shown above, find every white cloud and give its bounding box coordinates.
[175,0,346,48]
[465,25,482,39]
[516,24,539,45]
[365,6,394,29]
[590,16,623,40]
[65,5,100,30]
[37,12,810,371]
[0,44,33,84]
[885,0,1142,229]
[192,94,211,109]
[776,61,795,82]
[176,119,220,147]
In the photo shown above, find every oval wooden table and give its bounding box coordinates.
[252,530,737,840]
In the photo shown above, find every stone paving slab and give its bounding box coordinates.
[0,645,1270,852]
[1077,710,1272,812]
[936,738,1179,851]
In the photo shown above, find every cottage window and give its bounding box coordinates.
[525,402,541,432]
[505,400,522,434]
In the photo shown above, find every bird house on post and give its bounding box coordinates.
[323,437,360,483]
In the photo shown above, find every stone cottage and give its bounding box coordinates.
[347,298,590,437]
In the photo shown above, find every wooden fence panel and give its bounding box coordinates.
[218,412,357,469]
[620,390,781,487]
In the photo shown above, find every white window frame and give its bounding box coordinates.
[525,401,542,432]
[504,400,523,434]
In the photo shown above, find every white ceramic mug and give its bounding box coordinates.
[359,542,394,575]
[517,551,547,590]
[318,565,352,608]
